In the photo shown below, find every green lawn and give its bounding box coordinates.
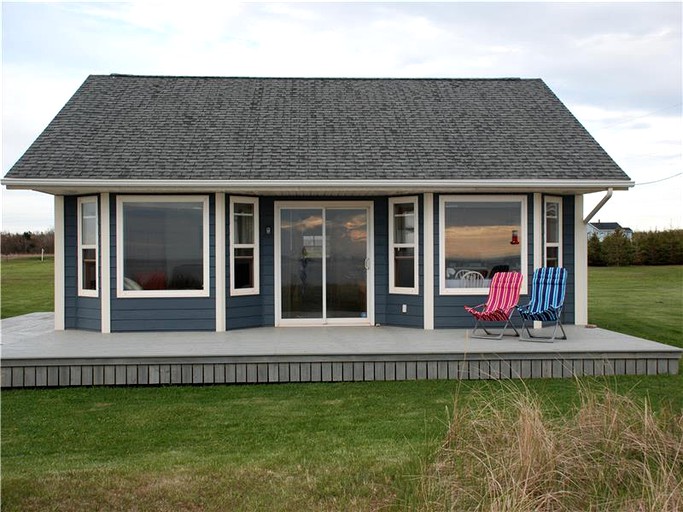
[0,256,54,319]
[588,265,683,348]
[1,264,681,510]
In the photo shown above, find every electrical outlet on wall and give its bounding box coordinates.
[401,304,407,314]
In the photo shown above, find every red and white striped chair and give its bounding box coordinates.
[464,271,523,339]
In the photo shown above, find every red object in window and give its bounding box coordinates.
[136,272,167,290]
[510,230,520,245]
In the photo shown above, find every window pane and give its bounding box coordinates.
[394,247,415,288]
[546,202,560,244]
[280,209,323,319]
[82,248,97,290]
[81,202,97,245]
[123,202,204,291]
[234,247,254,289]
[546,246,560,268]
[393,203,415,244]
[444,201,521,289]
[233,203,254,244]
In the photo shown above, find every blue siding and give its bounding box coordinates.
[109,194,216,332]
[373,198,388,326]
[225,196,414,329]
[260,197,275,326]
[561,195,575,323]
[62,191,580,333]
[64,196,101,331]
[383,195,424,328]
[226,195,273,330]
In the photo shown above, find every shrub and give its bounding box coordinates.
[634,230,683,265]
[587,233,605,266]
[601,229,635,266]
[418,383,682,511]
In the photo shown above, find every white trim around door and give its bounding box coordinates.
[274,201,374,327]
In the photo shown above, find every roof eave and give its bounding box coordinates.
[2,178,635,196]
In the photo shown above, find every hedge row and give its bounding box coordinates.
[588,229,683,266]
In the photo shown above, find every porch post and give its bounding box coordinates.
[100,193,111,333]
[574,194,588,325]
[532,193,543,329]
[54,195,65,330]
[215,193,226,332]
[423,193,434,330]
[533,193,543,269]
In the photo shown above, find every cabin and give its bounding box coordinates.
[2,75,633,333]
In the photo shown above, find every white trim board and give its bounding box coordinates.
[115,195,211,298]
[274,200,375,327]
[100,193,111,333]
[54,196,65,331]
[215,193,226,332]
[2,177,634,195]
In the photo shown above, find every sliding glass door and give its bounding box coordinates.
[277,203,372,325]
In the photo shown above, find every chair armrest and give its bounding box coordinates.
[464,303,487,312]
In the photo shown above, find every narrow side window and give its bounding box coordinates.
[78,196,98,296]
[389,196,419,295]
[544,197,562,268]
[230,197,260,295]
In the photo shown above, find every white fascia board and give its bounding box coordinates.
[2,178,635,195]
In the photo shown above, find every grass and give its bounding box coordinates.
[418,383,682,511]
[0,256,54,319]
[588,265,683,349]
[1,263,681,510]
[2,378,681,511]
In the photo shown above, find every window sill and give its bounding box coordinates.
[116,289,210,299]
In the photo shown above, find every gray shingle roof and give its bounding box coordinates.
[5,75,630,182]
[590,222,629,231]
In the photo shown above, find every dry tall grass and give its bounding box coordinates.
[418,382,682,511]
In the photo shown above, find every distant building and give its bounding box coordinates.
[587,222,634,241]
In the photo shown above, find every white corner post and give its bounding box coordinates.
[574,194,588,325]
[423,193,434,330]
[54,195,65,330]
[532,193,543,329]
[215,193,226,332]
[100,193,111,333]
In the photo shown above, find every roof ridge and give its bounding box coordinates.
[105,74,528,81]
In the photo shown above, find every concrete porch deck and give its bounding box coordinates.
[1,313,681,388]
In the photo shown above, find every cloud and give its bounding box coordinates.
[1,189,54,232]
[1,2,681,231]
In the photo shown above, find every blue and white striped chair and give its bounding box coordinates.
[517,267,567,342]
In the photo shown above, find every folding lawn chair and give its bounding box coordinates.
[517,267,567,342]
[463,272,523,339]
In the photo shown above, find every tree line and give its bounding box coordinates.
[1,230,54,255]
[2,227,681,266]
[588,229,683,266]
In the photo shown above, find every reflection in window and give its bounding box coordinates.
[441,197,525,292]
[122,200,205,292]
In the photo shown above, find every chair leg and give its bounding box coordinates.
[518,318,567,343]
[470,317,520,340]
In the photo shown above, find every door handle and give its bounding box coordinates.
[364,258,370,270]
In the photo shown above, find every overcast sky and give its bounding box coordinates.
[2,1,681,232]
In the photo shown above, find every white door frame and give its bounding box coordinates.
[274,200,375,326]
